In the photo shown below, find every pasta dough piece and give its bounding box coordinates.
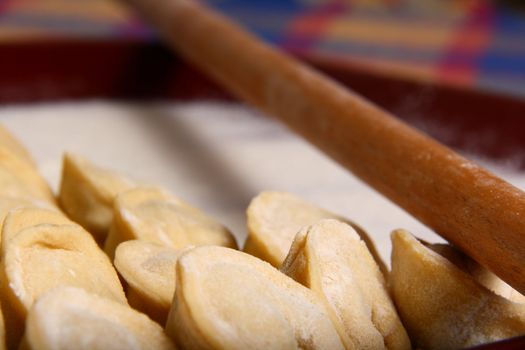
[0,125,34,166]
[245,191,384,270]
[0,197,56,235]
[1,207,69,251]
[3,224,127,307]
[0,129,56,239]
[390,230,525,350]
[0,147,55,204]
[104,187,237,259]
[59,153,136,242]
[166,246,344,350]
[22,286,176,350]
[281,219,410,350]
[1,223,126,348]
[114,240,180,324]
[427,243,525,304]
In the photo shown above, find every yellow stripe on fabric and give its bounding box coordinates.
[9,0,131,23]
[0,26,57,41]
[325,18,456,49]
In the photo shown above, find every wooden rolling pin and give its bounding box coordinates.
[125,0,525,293]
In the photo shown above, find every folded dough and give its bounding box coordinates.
[0,206,75,341]
[0,215,126,348]
[0,128,56,238]
[0,147,55,204]
[22,287,176,350]
[1,207,69,251]
[59,153,136,242]
[3,224,126,308]
[166,246,344,350]
[0,125,35,166]
[104,187,237,259]
[0,197,56,235]
[281,219,410,350]
[245,191,384,271]
[114,240,180,324]
[427,243,525,304]
[390,229,525,349]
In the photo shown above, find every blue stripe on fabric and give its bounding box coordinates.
[209,9,294,44]
[207,0,307,15]
[493,8,525,35]
[478,53,525,74]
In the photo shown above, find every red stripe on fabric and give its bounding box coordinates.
[0,0,18,14]
[280,1,347,54]
[437,0,495,85]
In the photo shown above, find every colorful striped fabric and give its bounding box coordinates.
[0,0,524,99]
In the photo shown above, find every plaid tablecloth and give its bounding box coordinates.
[0,0,524,99]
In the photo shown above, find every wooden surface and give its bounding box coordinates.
[124,0,525,294]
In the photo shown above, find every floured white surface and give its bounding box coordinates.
[0,101,523,265]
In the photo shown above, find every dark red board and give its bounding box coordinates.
[1,39,524,167]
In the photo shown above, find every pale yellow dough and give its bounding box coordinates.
[2,225,126,308]
[59,153,136,242]
[22,287,176,350]
[0,215,126,348]
[0,127,57,237]
[1,207,69,252]
[0,125,35,166]
[245,191,384,270]
[166,246,344,350]
[0,147,55,204]
[281,219,410,350]
[390,230,525,350]
[114,240,180,324]
[104,187,237,259]
[427,243,525,304]
[0,197,56,235]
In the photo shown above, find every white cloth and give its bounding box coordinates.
[1,101,522,265]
